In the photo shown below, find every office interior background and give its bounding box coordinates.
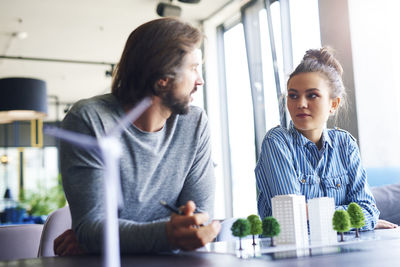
[0,0,399,222]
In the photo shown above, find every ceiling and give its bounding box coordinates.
[0,0,232,121]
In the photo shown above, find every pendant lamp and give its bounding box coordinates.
[0,77,48,123]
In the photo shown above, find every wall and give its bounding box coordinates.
[347,0,400,168]
[318,0,359,140]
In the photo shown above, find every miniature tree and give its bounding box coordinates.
[332,210,351,242]
[262,216,280,247]
[231,218,251,250]
[347,202,365,238]
[247,214,262,246]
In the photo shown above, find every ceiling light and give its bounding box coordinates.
[12,31,28,40]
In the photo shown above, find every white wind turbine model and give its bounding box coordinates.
[45,97,152,267]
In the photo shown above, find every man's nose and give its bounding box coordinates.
[196,75,204,86]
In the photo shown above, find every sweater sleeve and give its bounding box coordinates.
[177,111,215,218]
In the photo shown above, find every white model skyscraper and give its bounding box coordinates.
[308,197,337,244]
[271,195,308,247]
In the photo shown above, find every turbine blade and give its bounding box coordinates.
[108,97,152,137]
[44,126,98,149]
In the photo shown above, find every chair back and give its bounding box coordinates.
[0,224,43,260]
[37,206,71,257]
[371,183,400,225]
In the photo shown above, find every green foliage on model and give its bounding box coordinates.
[347,202,365,238]
[332,210,351,242]
[262,216,280,247]
[231,218,251,250]
[247,214,262,246]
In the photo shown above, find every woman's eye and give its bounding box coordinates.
[288,94,298,99]
[307,93,318,99]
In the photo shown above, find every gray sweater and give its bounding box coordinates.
[60,94,215,253]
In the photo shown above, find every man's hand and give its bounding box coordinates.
[166,201,221,251]
[54,229,87,256]
[375,219,398,229]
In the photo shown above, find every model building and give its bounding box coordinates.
[308,197,337,244]
[271,195,308,247]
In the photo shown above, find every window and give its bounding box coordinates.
[203,0,322,219]
[259,0,321,130]
[0,147,59,210]
[289,0,321,66]
[259,7,281,131]
[223,23,257,218]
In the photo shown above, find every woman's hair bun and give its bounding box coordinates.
[288,46,346,102]
[303,46,343,76]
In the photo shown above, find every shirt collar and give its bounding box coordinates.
[288,121,333,149]
[321,128,333,149]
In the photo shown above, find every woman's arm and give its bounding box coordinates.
[342,138,380,230]
[255,135,301,218]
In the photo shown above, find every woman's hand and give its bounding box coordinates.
[374,219,398,229]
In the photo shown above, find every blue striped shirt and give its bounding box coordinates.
[255,122,379,230]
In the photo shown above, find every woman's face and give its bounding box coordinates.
[287,72,340,140]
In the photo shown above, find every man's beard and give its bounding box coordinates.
[161,89,191,115]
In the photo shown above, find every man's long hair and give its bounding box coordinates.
[112,18,203,107]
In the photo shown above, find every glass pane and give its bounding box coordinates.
[258,0,321,131]
[0,147,59,212]
[190,50,204,110]
[259,8,281,131]
[223,23,257,218]
[289,0,321,67]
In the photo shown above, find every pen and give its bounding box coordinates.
[160,200,183,215]
[160,200,205,228]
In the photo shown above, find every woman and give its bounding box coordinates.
[255,47,396,230]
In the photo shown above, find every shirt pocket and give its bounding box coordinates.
[321,173,349,205]
[298,174,320,198]
[298,174,320,185]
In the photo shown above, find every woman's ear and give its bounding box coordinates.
[330,97,341,113]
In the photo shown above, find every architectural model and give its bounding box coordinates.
[271,195,308,247]
[308,197,337,244]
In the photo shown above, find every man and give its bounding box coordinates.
[55,17,221,255]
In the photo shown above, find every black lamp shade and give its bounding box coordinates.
[156,3,182,17]
[0,77,48,122]
[178,0,201,3]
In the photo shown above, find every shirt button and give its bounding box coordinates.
[336,183,341,187]
[301,179,306,183]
